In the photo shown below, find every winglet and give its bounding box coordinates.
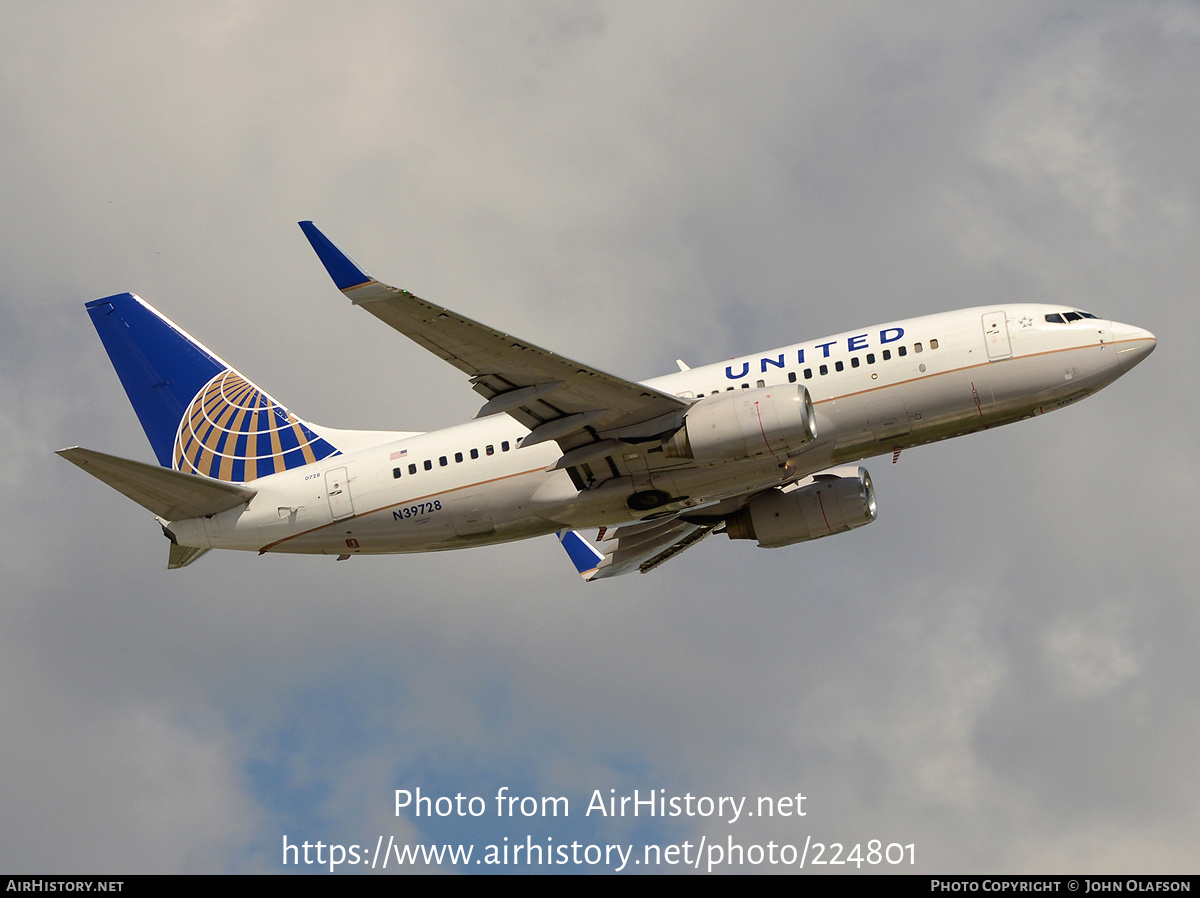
[556,530,605,581]
[298,221,374,291]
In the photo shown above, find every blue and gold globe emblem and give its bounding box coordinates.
[173,370,338,483]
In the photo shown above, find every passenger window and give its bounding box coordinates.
[502,441,510,451]
[741,383,749,389]
[819,364,828,376]
[804,368,813,379]
[867,353,875,364]
[454,452,463,463]
[727,386,734,391]
[439,456,447,467]
[914,342,922,353]
[835,360,844,372]
[392,467,402,479]
[424,460,432,471]
[756,380,765,388]
[851,357,860,368]
[486,445,494,456]
[882,350,891,361]
[470,448,479,460]
[408,463,417,475]
[787,372,797,383]
[929,339,939,350]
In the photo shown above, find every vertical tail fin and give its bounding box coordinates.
[86,293,338,483]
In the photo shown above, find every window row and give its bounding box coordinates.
[696,339,939,397]
[392,440,512,478]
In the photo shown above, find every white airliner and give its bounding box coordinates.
[58,223,1156,579]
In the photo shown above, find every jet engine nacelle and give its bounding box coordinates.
[663,384,817,462]
[724,466,876,548]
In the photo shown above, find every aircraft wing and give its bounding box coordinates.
[300,222,689,454]
[557,518,719,580]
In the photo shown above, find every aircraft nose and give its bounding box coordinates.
[1110,321,1157,373]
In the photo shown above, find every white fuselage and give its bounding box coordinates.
[166,304,1155,557]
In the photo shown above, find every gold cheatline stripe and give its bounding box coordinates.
[259,466,546,553]
[261,337,1148,551]
[812,339,1140,406]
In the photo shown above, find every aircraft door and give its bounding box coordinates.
[325,466,356,521]
[982,311,1012,361]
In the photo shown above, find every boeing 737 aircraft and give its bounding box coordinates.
[58,223,1156,579]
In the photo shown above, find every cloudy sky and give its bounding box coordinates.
[1,0,1196,874]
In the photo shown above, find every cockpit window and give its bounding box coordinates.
[1046,310,1100,324]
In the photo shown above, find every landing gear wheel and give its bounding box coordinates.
[627,489,671,512]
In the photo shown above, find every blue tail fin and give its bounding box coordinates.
[86,293,338,483]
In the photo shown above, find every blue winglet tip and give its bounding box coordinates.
[298,221,373,291]
[556,530,604,578]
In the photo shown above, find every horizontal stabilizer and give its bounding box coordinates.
[168,543,210,570]
[57,447,256,520]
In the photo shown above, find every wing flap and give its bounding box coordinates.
[557,517,718,581]
[57,447,256,520]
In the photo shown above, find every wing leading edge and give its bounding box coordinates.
[299,222,689,456]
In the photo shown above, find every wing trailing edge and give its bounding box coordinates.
[556,518,718,581]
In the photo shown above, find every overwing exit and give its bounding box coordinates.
[59,224,1156,578]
